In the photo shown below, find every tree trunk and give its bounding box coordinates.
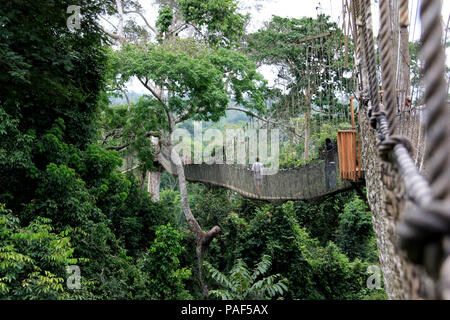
[148,136,162,202]
[168,144,221,298]
[147,170,161,202]
[139,170,146,190]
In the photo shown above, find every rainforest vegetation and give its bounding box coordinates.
[0,0,392,300]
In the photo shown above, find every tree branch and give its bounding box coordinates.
[138,78,166,107]
[123,10,158,35]
[174,105,205,124]
[101,27,127,44]
[187,23,205,38]
[169,23,189,36]
[121,164,140,174]
[103,131,161,151]
[121,89,131,111]
[115,0,124,36]
[286,58,303,77]
[100,16,118,31]
[101,128,123,145]
[169,146,221,298]
[226,105,303,138]
[295,32,331,45]
[104,141,131,151]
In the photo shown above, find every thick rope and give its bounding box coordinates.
[396,0,450,292]
[360,0,381,116]
[379,0,398,135]
[353,0,450,298]
[420,0,450,202]
[419,0,450,297]
[399,0,410,28]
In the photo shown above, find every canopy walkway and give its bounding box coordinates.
[157,147,362,201]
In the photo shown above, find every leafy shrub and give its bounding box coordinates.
[130,224,192,299]
[205,254,288,300]
[336,196,377,261]
[0,204,77,299]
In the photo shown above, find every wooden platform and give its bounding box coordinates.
[337,130,364,181]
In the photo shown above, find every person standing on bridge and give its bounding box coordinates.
[251,157,264,198]
[319,138,336,190]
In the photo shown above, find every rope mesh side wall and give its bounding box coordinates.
[353,0,450,299]
[159,147,354,201]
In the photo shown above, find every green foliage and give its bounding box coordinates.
[0,0,109,147]
[135,224,192,299]
[409,40,424,105]
[0,109,37,206]
[108,175,175,255]
[0,204,76,299]
[278,121,350,168]
[204,254,288,300]
[178,0,249,46]
[246,15,354,119]
[21,161,94,230]
[310,242,370,299]
[99,96,163,172]
[0,0,179,300]
[1,113,174,299]
[81,145,123,183]
[1,0,388,302]
[190,185,232,229]
[112,38,266,123]
[185,186,384,300]
[156,6,174,35]
[336,195,377,261]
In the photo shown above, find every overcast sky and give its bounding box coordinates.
[126,0,450,93]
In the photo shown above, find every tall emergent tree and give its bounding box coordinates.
[245,15,354,159]
[102,0,267,296]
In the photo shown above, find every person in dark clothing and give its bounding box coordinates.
[319,138,336,190]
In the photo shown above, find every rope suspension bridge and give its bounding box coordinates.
[146,8,368,202]
[156,146,361,201]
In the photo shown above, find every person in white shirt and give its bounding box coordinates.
[251,157,264,197]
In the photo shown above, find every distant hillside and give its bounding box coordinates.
[109,92,250,125]
[109,91,143,106]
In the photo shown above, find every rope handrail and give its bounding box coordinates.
[162,145,340,172]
